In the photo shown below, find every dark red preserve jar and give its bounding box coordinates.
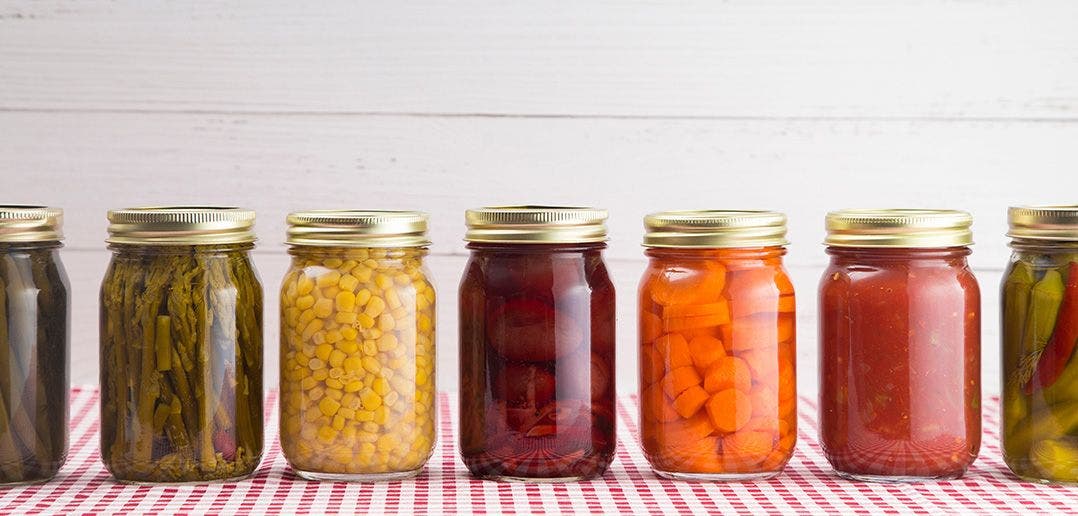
[459,206,616,481]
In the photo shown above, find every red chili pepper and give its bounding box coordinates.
[1030,261,1078,392]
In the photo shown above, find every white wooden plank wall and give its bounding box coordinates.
[2,1,1076,397]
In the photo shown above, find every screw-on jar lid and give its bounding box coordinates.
[825,209,973,248]
[464,206,608,244]
[643,210,788,248]
[286,210,430,248]
[0,206,63,243]
[1007,205,1078,242]
[106,206,257,245]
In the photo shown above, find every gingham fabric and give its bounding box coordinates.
[1,388,1075,515]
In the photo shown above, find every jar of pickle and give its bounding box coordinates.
[819,209,980,482]
[279,211,436,481]
[459,206,615,481]
[0,206,69,485]
[1001,205,1078,484]
[638,210,796,481]
[100,207,264,483]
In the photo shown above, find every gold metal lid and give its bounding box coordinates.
[464,206,608,244]
[1007,205,1078,242]
[0,205,63,243]
[107,206,257,245]
[643,210,788,248]
[825,209,973,248]
[286,210,430,248]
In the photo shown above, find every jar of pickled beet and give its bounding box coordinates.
[279,211,436,481]
[100,207,264,483]
[1000,206,1078,484]
[819,209,980,482]
[0,206,69,485]
[639,210,796,481]
[459,206,615,481]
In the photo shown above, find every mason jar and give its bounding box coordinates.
[1000,205,1078,484]
[819,209,980,482]
[0,206,69,484]
[100,207,264,483]
[638,210,796,481]
[459,206,616,481]
[279,210,436,481]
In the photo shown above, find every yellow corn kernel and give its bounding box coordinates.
[342,393,360,409]
[377,334,398,352]
[337,340,360,355]
[319,397,341,417]
[360,389,383,410]
[323,258,343,268]
[355,410,375,422]
[384,390,400,407]
[361,340,378,357]
[312,368,329,381]
[335,291,356,312]
[325,388,343,401]
[332,414,346,431]
[360,442,376,456]
[314,343,333,362]
[295,295,316,310]
[335,311,357,325]
[361,356,382,374]
[297,275,315,296]
[357,431,379,443]
[352,266,373,282]
[325,378,344,390]
[394,273,412,286]
[328,349,346,368]
[342,425,357,440]
[302,319,324,342]
[385,288,402,309]
[300,376,318,391]
[339,274,359,293]
[362,421,380,433]
[316,270,342,288]
[377,434,399,453]
[313,298,334,318]
[418,314,433,332]
[366,328,383,340]
[328,367,344,379]
[331,446,352,464]
[373,406,389,426]
[391,307,407,320]
[374,274,392,291]
[344,380,364,393]
[338,407,356,420]
[304,409,324,423]
[317,426,337,443]
[365,296,386,317]
[378,313,395,332]
[324,329,343,344]
[357,313,375,329]
[372,377,391,396]
[343,356,363,373]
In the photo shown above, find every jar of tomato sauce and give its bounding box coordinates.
[1000,206,1078,484]
[819,209,981,482]
[459,206,615,481]
[639,211,796,481]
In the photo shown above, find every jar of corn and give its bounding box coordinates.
[279,210,436,481]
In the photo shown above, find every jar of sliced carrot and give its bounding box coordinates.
[638,211,796,481]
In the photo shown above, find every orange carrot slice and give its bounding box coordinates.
[658,412,715,445]
[640,311,663,343]
[650,264,726,306]
[662,366,702,398]
[660,435,722,473]
[722,430,774,468]
[672,385,709,418]
[663,300,729,320]
[705,389,752,433]
[687,335,725,370]
[664,313,731,332]
[644,383,679,423]
[654,333,692,369]
[640,345,665,385]
[703,356,752,394]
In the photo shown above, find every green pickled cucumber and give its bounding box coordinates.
[1030,438,1078,482]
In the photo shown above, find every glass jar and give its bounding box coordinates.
[819,209,980,482]
[638,211,796,481]
[0,206,69,485]
[459,206,616,481]
[279,210,436,481]
[1001,205,1078,484]
[99,207,263,483]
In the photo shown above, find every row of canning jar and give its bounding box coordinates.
[0,205,1076,485]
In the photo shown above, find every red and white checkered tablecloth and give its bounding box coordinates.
[2,388,1075,515]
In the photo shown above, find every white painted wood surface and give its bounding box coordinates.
[2,1,1076,398]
